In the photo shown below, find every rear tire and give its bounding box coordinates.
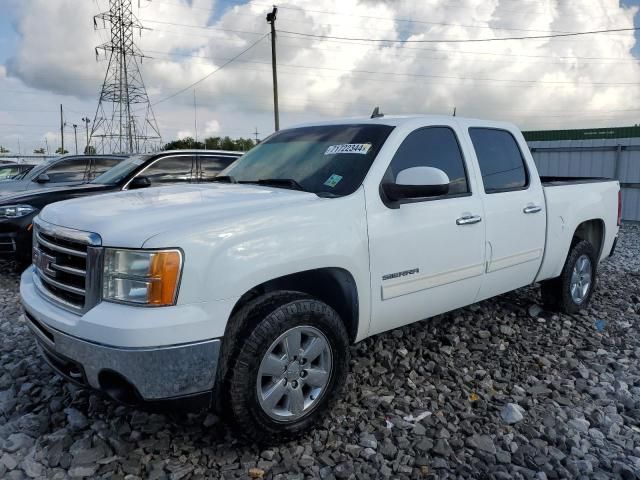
[221,291,350,443]
[540,239,597,314]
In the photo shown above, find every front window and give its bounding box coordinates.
[43,158,91,183]
[92,154,152,185]
[23,158,57,181]
[221,124,395,197]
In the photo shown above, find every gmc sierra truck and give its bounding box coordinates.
[20,115,620,442]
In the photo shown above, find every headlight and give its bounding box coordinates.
[0,204,36,218]
[102,249,183,306]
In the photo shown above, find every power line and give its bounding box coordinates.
[278,26,640,44]
[144,50,639,86]
[140,25,640,62]
[151,32,269,106]
[141,19,265,36]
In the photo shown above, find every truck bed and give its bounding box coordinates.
[540,176,616,187]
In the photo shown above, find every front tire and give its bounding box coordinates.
[540,239,597,314]
[223,292,350,443]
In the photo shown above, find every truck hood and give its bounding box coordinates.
[39,183,318,247]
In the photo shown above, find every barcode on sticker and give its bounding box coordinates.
[325,143,372,155]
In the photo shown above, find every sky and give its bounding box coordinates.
[1,0,640,154]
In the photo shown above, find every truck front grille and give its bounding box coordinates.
[32,218,102,314]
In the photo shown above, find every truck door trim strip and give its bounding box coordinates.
[486,248,542,273]
[381,263,484,300]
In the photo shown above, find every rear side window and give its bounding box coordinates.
[387,127,469,195]
[200,155,238,181]
[469,128,528,193]
[90,157,122,179]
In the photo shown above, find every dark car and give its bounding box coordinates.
[0,149,242,266]
[0,155,127,196]
[0,164,36,181]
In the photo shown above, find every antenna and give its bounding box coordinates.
[371,106,384,119]
[89,0,161,154]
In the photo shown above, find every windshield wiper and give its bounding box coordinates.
[211,175,237,183]
[239,178,305,191]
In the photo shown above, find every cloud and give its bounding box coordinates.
[1,0,640,153]
[204,119,221,135]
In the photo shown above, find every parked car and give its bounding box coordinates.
[0,163,36,181]
[0,150,242,266]
[20,116,620,442]
[0,155,127,196]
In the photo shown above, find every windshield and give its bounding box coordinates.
[221,124,394,197]
[92,154,151,184]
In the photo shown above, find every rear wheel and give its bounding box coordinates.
[222,292,350,443]
[540,239,597,314]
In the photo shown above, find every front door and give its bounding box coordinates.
[367,126,486,336]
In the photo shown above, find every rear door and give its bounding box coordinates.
[197,153,240,182]
[464,126,546,300]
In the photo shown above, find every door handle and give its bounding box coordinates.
[523,204,542,214]
[456,214,482,225]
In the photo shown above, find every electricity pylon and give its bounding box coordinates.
[90,0,161,154]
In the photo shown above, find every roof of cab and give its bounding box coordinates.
[289,114,519,131]
[158,149,244,155]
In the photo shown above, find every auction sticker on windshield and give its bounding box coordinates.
[325,143,372,155]
[323,174,343,188]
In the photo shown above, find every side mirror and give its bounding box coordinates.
[36,173,50,183]
[128,176,151,189]
[382,167,450,202]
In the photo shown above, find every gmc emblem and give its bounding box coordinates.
[34,249,57,277]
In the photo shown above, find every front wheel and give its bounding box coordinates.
[224,292,350,443]
[540,239,597,314]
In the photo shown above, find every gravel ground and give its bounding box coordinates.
[0,225,639,480]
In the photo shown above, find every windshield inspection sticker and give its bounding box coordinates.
[324,143,372,155]
[323,174,343,188]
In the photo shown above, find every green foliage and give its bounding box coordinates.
[163,136,255,152]
[0,146,9,153]
[33,148,45,154]
[55,147,69,154]
[84,145,96,155]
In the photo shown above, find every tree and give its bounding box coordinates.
[33,148,45,154]
[55,147,69,154]
[163,136,255,152]
[163,137,204,150]
[0,146,9,153]
[84,145,96,155]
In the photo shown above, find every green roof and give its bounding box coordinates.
[523,125,640,142]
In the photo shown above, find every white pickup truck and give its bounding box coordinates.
[20,115,621,442]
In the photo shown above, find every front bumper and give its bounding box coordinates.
[21,269,222,403]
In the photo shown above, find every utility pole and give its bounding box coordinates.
[72,124,78,154]
[60,104,65,154]
[266,6,279,131]
[254,127,260,143]
[82,117,91,153]
[193,89,198,145]
[45,137,50,155]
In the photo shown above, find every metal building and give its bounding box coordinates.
[524,126,640,222]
